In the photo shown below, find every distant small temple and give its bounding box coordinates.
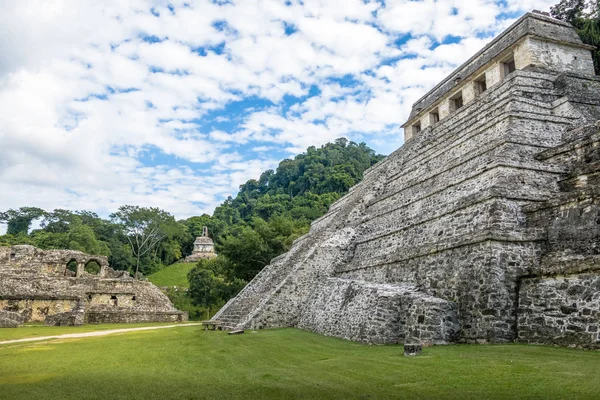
[182,227,217,262]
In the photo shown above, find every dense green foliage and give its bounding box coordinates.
[0,139,383,309]
[187,257,246,319]
[0,207,191,277]
[0,207,45,235]
[163,287,206,320]
[147,264,209,319]
[110,205,185,278]
[552,0,600,74]
[185,138,382,311]
[2,327,600,400]
[194,138,382,274]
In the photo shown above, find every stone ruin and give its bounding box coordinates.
[0,245,187,327]
[181,226,217,263]
[214,12,600,349]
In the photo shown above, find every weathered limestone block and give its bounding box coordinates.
[517,36,595,76]
[296,279,407,344]
[0,309,25,328]
[0,309,25,324]
[518,273,600,348]
[403,344,422,356]
[404,295,459,345]
[46,310,85,327]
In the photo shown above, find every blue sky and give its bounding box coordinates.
[0,0,556,224]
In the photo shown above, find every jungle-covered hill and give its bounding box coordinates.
[0,138,383,284]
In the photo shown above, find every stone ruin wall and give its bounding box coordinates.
[516,122,600,347]
[0,245,187,326]
[213,12,600,349]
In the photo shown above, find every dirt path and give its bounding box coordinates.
[0,323,203,346]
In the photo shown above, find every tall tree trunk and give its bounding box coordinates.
[135,254,140,279]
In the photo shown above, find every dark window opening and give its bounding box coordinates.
[502,55,516,78]
[132,296,136,301]
[412,122,421,135]
[66,260,78,276]
[110,295,118,307]
[9,252,16,260]
[450,92,464,111]
[430,109,440,124]
[455,97,464,109]
[475,75,487,95]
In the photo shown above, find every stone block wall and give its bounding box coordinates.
[0,299,79,322]
[518,273,600,348]
[515,122,600,348]
[0,310,26,328]
[296,279,458,345]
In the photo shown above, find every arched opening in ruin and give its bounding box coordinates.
[65,259,78,276]
[84,260,102,275]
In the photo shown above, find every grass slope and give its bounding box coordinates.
[1,327,599,399]
[147,262,196,288]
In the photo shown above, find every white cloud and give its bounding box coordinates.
[0,0,557,220]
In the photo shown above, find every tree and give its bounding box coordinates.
[110,206,181,278]
[65,219,110,256]
[187,257,245,319]
[551,0,600,74]
[0,207,45,235]
[187,268,220,320]
[551,0,588,22]
[40,209,77,233]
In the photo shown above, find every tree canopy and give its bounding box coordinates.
[0,207,45,235]
[111,206,185,278]
[551,0,600,74]
[184,138,383,314]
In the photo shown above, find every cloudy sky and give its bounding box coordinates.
[0,0,557,223]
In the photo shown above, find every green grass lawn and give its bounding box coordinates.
[147,262,196,288]
[1,327,599,400]
[0,322,191,342]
